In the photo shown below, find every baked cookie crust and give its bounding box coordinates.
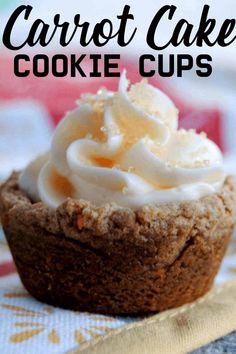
[1,174,236,314]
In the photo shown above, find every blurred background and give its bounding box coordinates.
[0,0,235,180]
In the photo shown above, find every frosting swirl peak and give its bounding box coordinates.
[19,72,225,208]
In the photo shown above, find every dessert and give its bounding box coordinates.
[1,72,236,314]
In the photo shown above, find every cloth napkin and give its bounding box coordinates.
[0,55,236,354]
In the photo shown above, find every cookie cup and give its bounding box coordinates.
[1,174,236,315]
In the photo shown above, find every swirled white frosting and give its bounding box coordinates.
[19,72,225,209]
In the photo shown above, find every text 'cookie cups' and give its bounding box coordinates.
[1,174,236,315]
